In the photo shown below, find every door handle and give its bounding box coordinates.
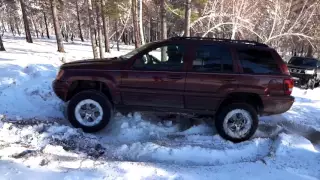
[223,78,236,82]
[167,75,183,80]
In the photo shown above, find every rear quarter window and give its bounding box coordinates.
[237,48,281,74]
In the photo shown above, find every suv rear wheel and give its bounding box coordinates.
[67,90,113,132]
[215,103,258,142]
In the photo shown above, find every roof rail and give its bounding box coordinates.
[169,37,269,47]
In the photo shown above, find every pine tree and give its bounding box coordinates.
[87,0,98,58]
[132,0,141,48]
[184,0,191,36]
[51,0,65,52]
[19,0,33,43]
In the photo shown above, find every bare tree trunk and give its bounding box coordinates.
[19,0,33,43]
[307,44,313,57]
[101,0,110,52]
[0,36,5,51]
[184,0,191,37]
[115,20,120,51]
[1,20,7,32]
[43,11,50,39]
[51,0,65,52]
[132,0,141,48]
[39,17,44,38]
[76,0,84,42]
[10,21,15,36]
[14,17,21,36]
[160,0,167,40]
[150,17,153,42]
[87,0,98,58]
[95,0,104,59]
[160,0,167,61]
[138,0,145,44]
[31,15,39,38]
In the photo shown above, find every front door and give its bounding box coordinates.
[121,43,187,108]
[185,44,238,112]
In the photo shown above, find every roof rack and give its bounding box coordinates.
[169,37,269,47]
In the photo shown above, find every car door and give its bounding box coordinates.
[120,43,187,108]
[185,43,238,111]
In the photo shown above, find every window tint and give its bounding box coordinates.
[288,57,318,67]
[237,49,281,74]
[133,44,184,71]
[192,45,233,73]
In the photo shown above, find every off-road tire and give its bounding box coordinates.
[67,90,113,133]
[215,103,258,143]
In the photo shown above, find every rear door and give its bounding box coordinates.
[235,47,285,96]
[185,44,238,111]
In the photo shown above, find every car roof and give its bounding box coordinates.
[165,37,269,48]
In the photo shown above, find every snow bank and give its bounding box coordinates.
[100,112,180,143]
[265,133,320,178]
[113,136,271,166]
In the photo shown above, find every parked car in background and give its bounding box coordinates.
[287,56,320,89]
[53,37,294,142]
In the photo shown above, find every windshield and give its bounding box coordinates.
[288,57,318,67]
[120,43,154,59]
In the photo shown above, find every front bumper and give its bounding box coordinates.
[290,73,313,85]
[52,80,70,101]
[261,95,294,116]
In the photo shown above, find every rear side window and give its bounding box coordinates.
[192,45,233,73]
[237,49,281,74]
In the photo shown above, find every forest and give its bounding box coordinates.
[0,0,319,60]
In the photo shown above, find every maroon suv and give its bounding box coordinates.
[53,37,294,142]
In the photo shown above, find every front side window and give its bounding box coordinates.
[133,44,185,71]
[121,42,155,60]
[192,45,233,73]
[238,49,281,74]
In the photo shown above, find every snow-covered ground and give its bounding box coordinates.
[0,34,320,179]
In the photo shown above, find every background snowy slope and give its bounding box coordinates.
[0,35,319,179]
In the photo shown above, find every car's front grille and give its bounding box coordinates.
[289,68,305,74]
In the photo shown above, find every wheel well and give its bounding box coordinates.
[217,93,263,114]
[66,80,113,103]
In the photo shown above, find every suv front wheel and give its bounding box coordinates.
[67,90,113,132]
[215,103,258,142]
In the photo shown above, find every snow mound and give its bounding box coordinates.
[100,113,181,143]
[0,63,63,120]
[265,133,320,178]
[110,134,272,166]
[0,122,104,158]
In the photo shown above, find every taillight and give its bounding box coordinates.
[284,79,294,95]
[281,63,290,75]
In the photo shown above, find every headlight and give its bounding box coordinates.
[305,69,315,75]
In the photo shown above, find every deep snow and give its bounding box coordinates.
[0,34,319,179]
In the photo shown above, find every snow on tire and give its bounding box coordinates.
[67,90,113,133]
[215,103,258,143]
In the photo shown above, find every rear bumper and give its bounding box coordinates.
[261,95,294,116]
[52,80,70,102]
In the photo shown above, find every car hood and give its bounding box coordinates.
[287,64,316,70]
[60,58,127,70]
